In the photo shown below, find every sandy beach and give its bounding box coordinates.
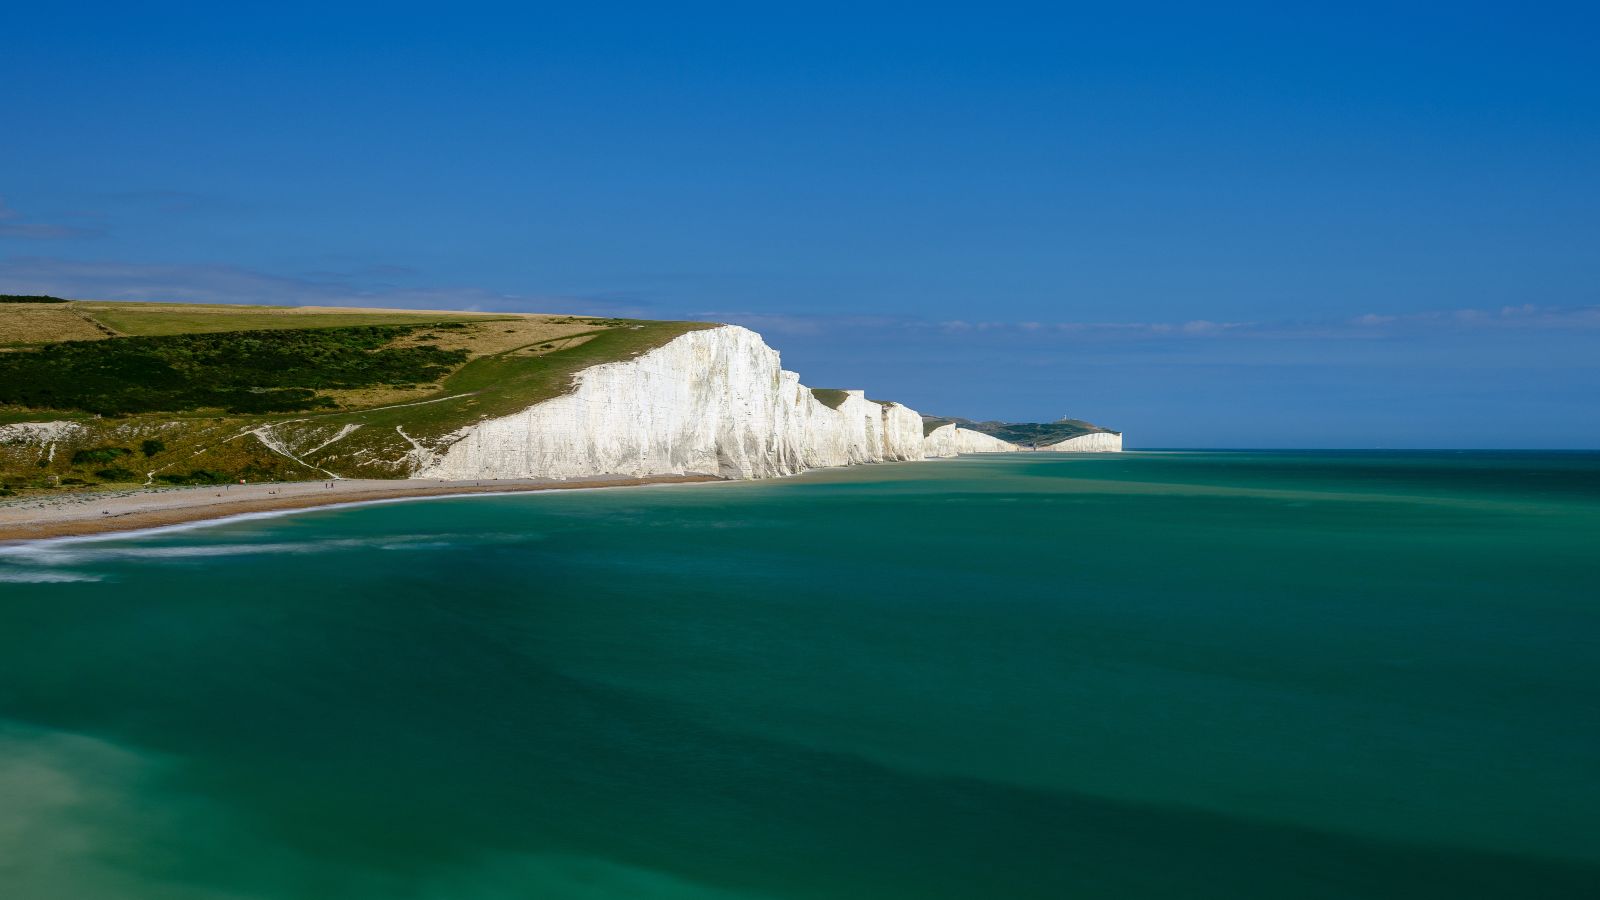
[0,474,722,543]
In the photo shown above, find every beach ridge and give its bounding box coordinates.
[0,474,722,543]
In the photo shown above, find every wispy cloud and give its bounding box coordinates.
[90,189,253,216]
[0,198,102,240]
[1347,304,1600,332]
[696,312,908,336]
[0,255,649,316]
[699,304,1600,341]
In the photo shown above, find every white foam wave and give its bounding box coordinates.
[0,536,458,568]
[0,570,103,583]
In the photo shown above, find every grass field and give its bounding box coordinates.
[0,302,115,345]
[77,301,512,336]
[4,299,511,346]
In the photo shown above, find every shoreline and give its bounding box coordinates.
[0,474,724,544]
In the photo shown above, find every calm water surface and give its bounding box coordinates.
[1,451,1597,898]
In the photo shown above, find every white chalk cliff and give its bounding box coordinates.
[412,324,1117,482]
[1040,431,1123,452]
[922,422,1020,456]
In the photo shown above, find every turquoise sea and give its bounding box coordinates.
[1,451,1598,898]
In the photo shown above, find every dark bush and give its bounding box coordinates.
[155,470,230,485]
[0,325,467,416]
[222,389,338,414]
[71,446,133,465]
[141,439,165,456]
[0,294,68,303]
[93,467,140,481]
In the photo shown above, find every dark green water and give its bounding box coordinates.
[2,451,1598,898]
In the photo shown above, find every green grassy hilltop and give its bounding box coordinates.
[0,300,713,494]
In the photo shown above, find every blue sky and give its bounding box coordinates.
[3,2,1597,446]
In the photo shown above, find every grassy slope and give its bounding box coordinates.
[0,302,716,490]
[810,388,850,410]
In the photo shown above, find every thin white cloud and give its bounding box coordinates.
[691,312,905,336]
[92,189,249,215]
[0,255,647,316]
[0,199,100,240]
[1350,305,1600,332]
[700,304,1600,342]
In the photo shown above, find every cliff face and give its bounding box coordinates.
[414,325,1032,482]
[415,328,794,480]
[1040,432,1123,452]
[923,423,1020,457]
